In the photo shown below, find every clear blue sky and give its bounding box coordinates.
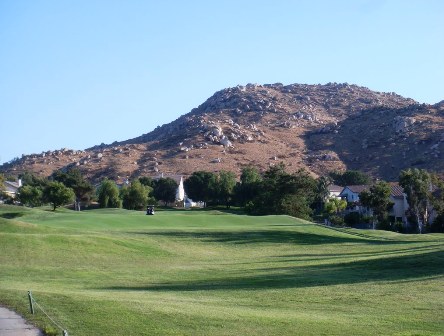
[1,0,443,165]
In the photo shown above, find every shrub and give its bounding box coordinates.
[0,192,14,205]
[344,212,361,226]
[393,221,404,233]
[43,325,58,336]
[431,214,444,233]
[361,215,373,223]
[376,219,392,231]
[329,215,344,227]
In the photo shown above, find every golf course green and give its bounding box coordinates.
[0,205,443,335]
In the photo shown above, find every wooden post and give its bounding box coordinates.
[27,291,34,314]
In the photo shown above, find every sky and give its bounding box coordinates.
[1,0,443,165]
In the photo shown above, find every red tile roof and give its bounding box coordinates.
[389,182,405,198]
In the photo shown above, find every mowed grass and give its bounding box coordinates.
[0,205,443,336]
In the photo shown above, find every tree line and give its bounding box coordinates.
[0,169,179,212]
[1,165,443,233]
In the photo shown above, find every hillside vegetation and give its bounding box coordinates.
[2,83,443,182]
[0,205,443,335]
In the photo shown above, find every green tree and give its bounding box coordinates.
[281,194,313,220]
[330,170,371,186]
[120,180,149,210]
[213,171,237,208]
[430,174,444,211]
[43,181,75,211]
[399,169,432,233]
[139,176,154,187]
[19,171,48,188]
[52,168,94,210]
[97,179,121,208]
[324,197,347,215]
[0,173,5,192]
[314,176,333,213]
[153,178,177,206]
[316,176,333,202]
[256,163,293,214]
[17,185,43,207]
[234,166,262,207]
[430,174,444,232]
[432,213,444,233]
[184,171,217,206]
[359,181,393,229]
[247,164,316,219]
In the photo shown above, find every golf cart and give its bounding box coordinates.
[146,205,155,215]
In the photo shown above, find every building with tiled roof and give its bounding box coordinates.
[338,183,409,225]
[389,182,405,198]
[388,183,409,223]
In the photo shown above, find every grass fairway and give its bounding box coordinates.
[0,205,443,336]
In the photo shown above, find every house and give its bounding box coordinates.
[339,183,410,225]
[327,184,343,199]
[338,185,369,203]
[388,183,409,224]
[2,179,22,198]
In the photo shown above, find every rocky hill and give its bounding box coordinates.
[2,83,443,183]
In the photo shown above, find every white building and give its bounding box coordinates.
[327,184,343,199]
[153,174,186,205]
[388,183,409,224]
[338,185,369,203]
[175,176,185,202]
[339,183,409,224]
[2,179,22,198]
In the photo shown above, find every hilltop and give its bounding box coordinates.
[2,82,443,182]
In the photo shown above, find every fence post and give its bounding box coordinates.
[27,291,34,314]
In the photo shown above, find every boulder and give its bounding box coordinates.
[220,136,233,147]
[393,116,416,132]
[211,126,223,137]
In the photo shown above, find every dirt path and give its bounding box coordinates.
[0,306,43,336]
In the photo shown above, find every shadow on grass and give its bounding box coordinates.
[0,212,24,219]
[105,249,444,292]
[270,244,443,261]
[175,207,246,215]
[129,229,424,246]
[321,226,401,241]
[196,206,246,215]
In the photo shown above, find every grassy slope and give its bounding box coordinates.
[0,205,443,336]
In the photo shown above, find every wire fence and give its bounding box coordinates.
[28,291,69,336]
